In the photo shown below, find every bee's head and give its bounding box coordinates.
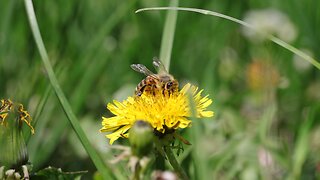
[167,79,179,90]
[159,74,179,93]
[163,78,179,92]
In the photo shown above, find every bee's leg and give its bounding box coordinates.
[152,84,157,96]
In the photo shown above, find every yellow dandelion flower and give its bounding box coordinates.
[100,83,214,144]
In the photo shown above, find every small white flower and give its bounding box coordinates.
[242,9,297,43]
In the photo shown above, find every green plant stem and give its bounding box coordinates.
[164,147,189,180]
[159,0,179,72]
[23,0,114,179]
[133,161,141,180]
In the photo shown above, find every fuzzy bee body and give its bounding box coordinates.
[131,59,179,96]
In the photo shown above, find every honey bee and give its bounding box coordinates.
[131,58,179,96]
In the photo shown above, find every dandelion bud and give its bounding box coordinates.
[0,99,34,169]
[129,120,154,158]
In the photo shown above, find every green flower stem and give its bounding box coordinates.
[164,147,189,180]
[133,161,141,180]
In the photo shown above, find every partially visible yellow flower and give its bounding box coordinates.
[0,99,35,134]
[246,59,279,91]
[100,83,214,144]
[0,99,13,125]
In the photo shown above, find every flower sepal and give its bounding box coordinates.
[129,120,154,158]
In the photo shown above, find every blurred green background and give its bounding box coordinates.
[1,0,320,179]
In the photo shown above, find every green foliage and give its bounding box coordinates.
[1,0,320,179]
[32,166,87,180]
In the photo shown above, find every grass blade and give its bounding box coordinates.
[0,0,15,59]
[289,108,315,179]
[24,0,114,179]
[159,0,179,72]
[29,2,136,176]
[136,7,320,70]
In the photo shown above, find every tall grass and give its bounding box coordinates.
[24,0,117,179]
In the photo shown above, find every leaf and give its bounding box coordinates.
[32,166,87,180]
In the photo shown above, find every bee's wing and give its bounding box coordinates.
[152,57,168,74]
[130,64,155,76]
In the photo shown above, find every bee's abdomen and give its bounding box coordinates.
[135,76,158,96]
[135,80,147,96]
